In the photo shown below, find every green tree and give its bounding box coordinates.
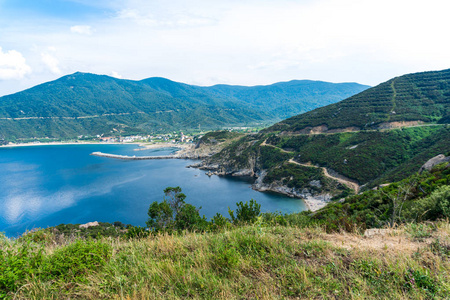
[228,199,261,224]
[175,204,207,231]
[164,186,186,216]
[146,200,173,231]
[147,187,208,233]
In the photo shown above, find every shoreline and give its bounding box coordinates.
[2,140,313,212]
[0,141,191,150]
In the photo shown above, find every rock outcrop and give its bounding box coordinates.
[79,221,99,229]
[419,154,450,173]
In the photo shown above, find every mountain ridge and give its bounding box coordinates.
[267,68,450,133]
[0,72,369,139]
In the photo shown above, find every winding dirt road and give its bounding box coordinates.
[288,158,360,193]
[261,140,360,193]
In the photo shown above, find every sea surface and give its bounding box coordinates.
[0,144,306,237]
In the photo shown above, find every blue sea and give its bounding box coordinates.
[0,144,306,237]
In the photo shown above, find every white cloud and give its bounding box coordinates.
[117,8,215,28]
[0,47,32,80]
[110,71,122,78]
[41,52,61,74]
[2,0,450,95]
[70,25,93,35]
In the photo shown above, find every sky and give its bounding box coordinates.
[0,0,450,96]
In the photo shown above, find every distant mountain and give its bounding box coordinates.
[0,73,368,139]
[200,80,369,120]
[268,69,450,133]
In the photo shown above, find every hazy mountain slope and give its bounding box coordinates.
[267,69,450,133]
[0,73,368,139]
[202,80,370,120]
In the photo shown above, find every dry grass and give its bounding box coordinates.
[4,222,450,299]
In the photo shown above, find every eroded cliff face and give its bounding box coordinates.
[196,155,256,177]
[193,140,334,211]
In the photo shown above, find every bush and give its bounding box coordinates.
[261,212,288,226]
[228,199,261,224]
[175,204,208,232]
[407,185,450,221]
[0,242,44,298]
[405,223,434,240]
[404,268,438,296]
[18,228,53,244]
[42,239,111,282]
[126,226,150,239]
[209,213,231,232]
[211,242,240,275]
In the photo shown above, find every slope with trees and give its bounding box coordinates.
[0,73,368,140]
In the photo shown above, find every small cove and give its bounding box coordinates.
[0,144,306,237]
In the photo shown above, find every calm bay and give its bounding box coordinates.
[0,144,306,237]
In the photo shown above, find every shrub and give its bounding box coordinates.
[42,239,111,282]
[211,243,240,275]
[147,187,209,233]
[126,226,150,239]
[228,199,261,224]
[209,213,231,232]
[404,268,438,295]
[18,228,53,244]
[0,242,44,298]
[405,223,434,240]
[175,204,208,232]
[261,212,288,226]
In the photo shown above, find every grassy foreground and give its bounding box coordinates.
[2,221,450,299]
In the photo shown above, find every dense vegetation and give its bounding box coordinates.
[0,73,368,140]
[204,69,450,194]
[267,126,450,185]
[203,125,449,197]
[310,162,450,231]
[268,68,450,132]
[2,165,450,299]
[198,130,244,144]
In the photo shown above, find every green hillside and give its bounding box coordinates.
[203,80,369,120]
[200,69,450,197]
[0,73,368,140]
[268,69,450,133]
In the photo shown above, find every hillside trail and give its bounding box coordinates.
[260,140,360,193]
[288,158,360,193]
[261,139,294,153]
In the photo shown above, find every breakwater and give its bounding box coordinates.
[90,152,182,160]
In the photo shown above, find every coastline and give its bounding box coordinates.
[2,140,314,212]
[0,141,191,150]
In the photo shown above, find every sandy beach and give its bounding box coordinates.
[134,143,191,151]
[0,141,191,149]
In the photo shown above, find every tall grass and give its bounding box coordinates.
[1,221,449,299]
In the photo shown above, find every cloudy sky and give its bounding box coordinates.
[0,0,449,96]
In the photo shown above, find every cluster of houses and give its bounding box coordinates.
[98,132,193,144]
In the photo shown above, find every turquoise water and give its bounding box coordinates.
[0,144,306,237]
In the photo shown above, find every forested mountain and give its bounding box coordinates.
[267,69,450,133]
[198,69,450,198]
[0,73,368,139]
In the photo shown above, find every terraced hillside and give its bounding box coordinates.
[268,69,450,133]
[197,69,450,201]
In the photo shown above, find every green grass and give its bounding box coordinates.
[2,222,450,299]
